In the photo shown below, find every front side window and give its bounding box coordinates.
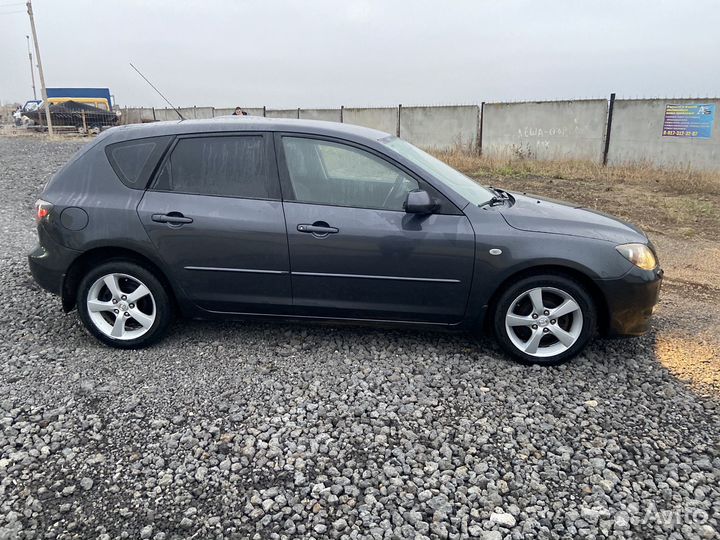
[282,137,418,211]
[154,135,271,199]
[381,136,494,206]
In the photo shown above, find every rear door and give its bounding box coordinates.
[137,132,292,314]
[276,134,475,323]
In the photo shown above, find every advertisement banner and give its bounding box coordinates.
[662,103,715,138]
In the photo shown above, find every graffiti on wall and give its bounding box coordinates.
[515,125,584,155]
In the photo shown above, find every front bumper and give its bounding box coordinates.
[28,226,80,296]
[596,265,663,336]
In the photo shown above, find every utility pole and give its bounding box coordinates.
[26,0,52,135]
[26,35,37,100]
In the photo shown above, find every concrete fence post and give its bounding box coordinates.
[397,104,402,137]
[602,93,616,166]
[478,102,485,156]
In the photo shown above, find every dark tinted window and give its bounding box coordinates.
[105,136,171,189]
[154,136,272,199]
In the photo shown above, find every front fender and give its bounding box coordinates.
[462,206,634,329]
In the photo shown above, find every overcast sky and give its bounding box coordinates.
[1,0,718,108]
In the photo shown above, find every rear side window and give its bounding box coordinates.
[153,135,274,199]
[105,136,171,189]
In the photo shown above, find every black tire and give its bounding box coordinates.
[492,274,596,366]
[76,260,173,349]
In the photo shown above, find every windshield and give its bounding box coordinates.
[381,137,494,206]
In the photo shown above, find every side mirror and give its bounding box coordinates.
[405,190,438,214]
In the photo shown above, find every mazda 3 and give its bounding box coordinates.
[28,117,662,365]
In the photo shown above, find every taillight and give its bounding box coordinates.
[35,199,53,223]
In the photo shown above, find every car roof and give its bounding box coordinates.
[104,116,392,144]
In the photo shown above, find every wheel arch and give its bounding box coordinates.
[484,264,610,335]
[61,246,180,313]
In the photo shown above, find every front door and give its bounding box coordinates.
[277,134,475,323]
[137,133,292,314]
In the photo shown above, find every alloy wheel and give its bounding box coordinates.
[504,286,584,358]
[86,273,156,340]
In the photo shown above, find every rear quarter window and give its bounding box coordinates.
[105,136,172,189]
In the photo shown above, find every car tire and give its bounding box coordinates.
[76,260,173,349]
[492,273,596,366]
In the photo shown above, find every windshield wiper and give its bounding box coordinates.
[480,195,505,207]
[480,186,513,207]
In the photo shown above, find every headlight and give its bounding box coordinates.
[616,243,657,270]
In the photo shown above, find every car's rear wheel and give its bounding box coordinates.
[493,274,596,365]
[76,261,172,349]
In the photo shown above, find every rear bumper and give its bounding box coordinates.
[596,266,663,336]
[28,227,79,296]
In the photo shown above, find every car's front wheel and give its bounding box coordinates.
[76,261,173,349]
[493,274,596,365]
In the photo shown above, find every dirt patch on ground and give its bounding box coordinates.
[653,281,720,395]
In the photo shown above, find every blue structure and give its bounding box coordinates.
[46,88,112,107]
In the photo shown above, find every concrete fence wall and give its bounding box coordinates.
[117,98,720,170]
[299,108,342,123]
[482,100,608,162]
[153,108,181,121]
[265,109,299,119]
[342,107,399,135]
[607,99,720,170]
[215,107,265,117]
[401,105,479,150]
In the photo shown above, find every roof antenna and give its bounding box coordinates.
[130,62,186,121]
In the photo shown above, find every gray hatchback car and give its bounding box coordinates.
[29,117,662,365]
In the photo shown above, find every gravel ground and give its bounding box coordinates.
[1,135,718,540]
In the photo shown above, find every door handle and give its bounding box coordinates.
[152,213,193,224]
[297,223,339,234]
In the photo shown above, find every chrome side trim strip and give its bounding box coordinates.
[292,271,460,283]
[184,267,460,283]
[184,266,289,275]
